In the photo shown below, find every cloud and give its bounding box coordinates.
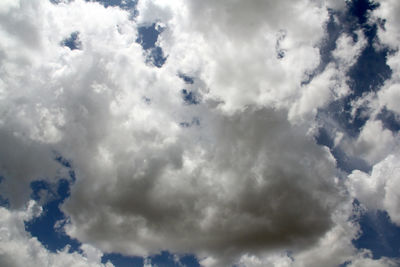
[343,119,398,165]
[341,0,400,229]
[347,252,400,267]
[348,153,400,226]
[0,0,142,207]
[0,201,113,267]
[61,106,343,265]
[372,0,400,116]
[139,0,335,114]
[1,0,399,266]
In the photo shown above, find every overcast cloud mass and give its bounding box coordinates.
[1,0,400,266]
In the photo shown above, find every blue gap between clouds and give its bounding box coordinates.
[25,156,82,253]
[62,31,82,51]
[179,73,201,126]
[178,73,194,85]
[180,75,201,127]
[353,201,400,259]
[377,107,400,132]
[149,251,200,267]
[315,0,392,171]
[181,89,200,105]
[318,0,392,140]
[101,253,144,267]
[102,251,200,267]
[136,23,167,68]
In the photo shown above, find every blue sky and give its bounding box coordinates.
[1,0,400,266]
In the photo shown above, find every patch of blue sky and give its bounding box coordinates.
[181,89,200,105]
[354,209,400,259]
[62,31,81,51]
[316,0,392,150]
[315,127,370,173]
[102,251,200,267]
[148,251,200,267]
[25,178,82,253]
[178,73,195,85]
[136,23,167,68]
[101,253,144,267]
[24,154,81,253]
[377,108,400,132]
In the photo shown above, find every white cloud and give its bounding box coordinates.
[347,251,400,267]
[333,31,367,69]
[373,0,400,116]
[143,0,335,114]
[345,120,398,165]
[373,0,400,50]
[0,201,113,267]
[348,153,400,226]
[1,0,399,266]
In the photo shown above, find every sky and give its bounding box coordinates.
[1,0,400,266]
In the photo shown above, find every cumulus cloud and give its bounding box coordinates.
[347,252,400,267]
[343,119,398,165]
[340,0,400,229]
[1,0,399,266]
[138,0,335,114]
[62,107,342,265]
[0,201,113,267]
[372,0,400,116]
[348,153,400,226]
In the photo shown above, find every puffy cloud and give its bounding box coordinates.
[379,84,400,114]
[0,201,113,267]
[333,30,367,70]
[347,252,400,267]
[373,0,400,50]
[344,119,398,165]
[1,0,398,266]
[348,153,400,225]
[62,107,342,265]
[373,0,400,116]
[233,199,360,267]
[138,0,336,114]
[0,0,143,207]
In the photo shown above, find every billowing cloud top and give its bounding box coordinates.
[1,0,400,266]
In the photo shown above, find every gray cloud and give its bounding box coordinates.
[1,0,399,266]
[62,107,342,265]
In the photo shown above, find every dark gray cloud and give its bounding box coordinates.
[62,107,341,265]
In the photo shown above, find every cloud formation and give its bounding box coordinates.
[1,0,400,266]
[0,201,114,267]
